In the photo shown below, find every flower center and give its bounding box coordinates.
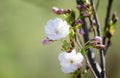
[55,29,59,34]
[69,59,74,64]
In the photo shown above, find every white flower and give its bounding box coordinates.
[58,49,84,73]
[45,18,69,40]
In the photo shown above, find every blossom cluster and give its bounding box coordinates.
[42,0,107,76]
[43,17,84,73]
[42,0,118,77]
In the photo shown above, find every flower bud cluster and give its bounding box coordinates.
[52,7,72,15]
[76,4,87,10]
[76,3,93,17]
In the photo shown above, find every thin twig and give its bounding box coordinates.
[104,39,111,55]
[90,0,106,78]
[103,0,113,55]
[96,0,100,11]
[75,30,99,78]
[82,18,102,78]
[75,30,84,48]
[90,0,101,36]
[75,31,98,78]
[84,55,98,78]
[88,16,97,36]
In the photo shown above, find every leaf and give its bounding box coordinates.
[65,10,75,26]
[69,28,75,40]
[80,48,86,55]
[62,40,72,52]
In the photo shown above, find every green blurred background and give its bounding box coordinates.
[0,0,120,78]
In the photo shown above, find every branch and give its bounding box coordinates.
[76,0,102,78]
[103,0,113,55]
[90,0,101,36]
[88,16,96,36]
[82,19,102,78]
[90,0,106,78]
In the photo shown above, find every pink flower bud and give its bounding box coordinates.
[91,41,97,46]
[76,5,81,10]
[42,38,50,45]
[79,29,85,35]
[93,36,102,43]
[52,7,59,12]
[83,11,89,17]
[81,5,87,10]
[97,45,105,49]
[56,9,64,14]
[66,8,72,13]
[51,7,64,14]
[75,19,82,24]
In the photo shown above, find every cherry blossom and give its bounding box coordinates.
[45,18,70,40]
[58,49,84,73]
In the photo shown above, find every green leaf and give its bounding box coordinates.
[65,10,75,26]
[83,70,90,78]
[61,40,72,52]
[80,48,86,55]
[69,28,75,40]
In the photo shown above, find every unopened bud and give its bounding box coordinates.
[83,11,89,17]
[93,36,102,44]
[75,19,83,24]
[82,5,87,10]
[52,7,59,12]
[65,8,72,13]
[76,5,81,10]
[79,29,85,35]
[42,38,50,45]
[112,11,118,23]
[56,9,64,14]
[51,7,64,14]
[96,45,105,49]
[91,41,97,46]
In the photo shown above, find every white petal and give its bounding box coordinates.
[61,64,77,73]
[58,52,67,62]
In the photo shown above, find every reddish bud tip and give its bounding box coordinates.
[66,8,72,13]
